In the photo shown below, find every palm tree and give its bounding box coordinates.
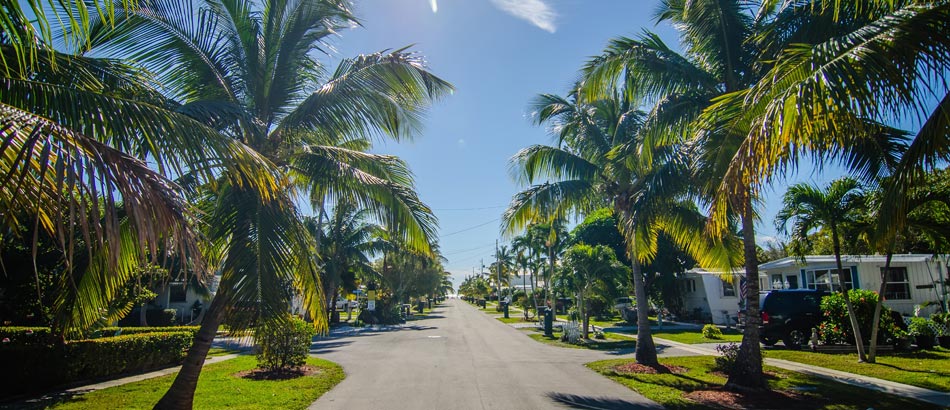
[562,243,629,339]
[81,1,450,407]
[492,245,515,300]
[776,177,868,360]
[306,201,383,322]
[503,88,735,366]
[2,14,276,340]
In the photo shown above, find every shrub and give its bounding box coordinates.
[712,343,739,374]
[702,324,723,339]
[0,326,55,346]
[818,289,900,345]
[89,326,200,339]
[908,317,936,337]
[0,331,193,398]
[931,313,950,336]
[255,316,316,371]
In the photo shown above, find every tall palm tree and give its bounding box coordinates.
[503,88,735,366]
[776,177,868,360]
[306,201,384,322]
[2,15,274,340]
[82,1,450,408]
[579,0,906,388]
[562,243,628,339]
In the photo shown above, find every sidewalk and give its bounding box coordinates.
[651,336,950,407]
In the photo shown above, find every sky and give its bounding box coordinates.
[326,0,846,288]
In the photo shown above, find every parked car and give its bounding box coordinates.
[613,297,636,323]
[738,289,827,349]
[335,298,358,310]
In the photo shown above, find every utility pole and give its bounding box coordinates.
[496,239,501,303]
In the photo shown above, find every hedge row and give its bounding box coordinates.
[89,326,200,338]
[0,331,193,398]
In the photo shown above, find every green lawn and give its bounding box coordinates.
[588,356,941,410]
[38,356,344,410]
[765,347,950,393]
[525,330,637,351]
[649,328,744,344]
[496,316,533,324]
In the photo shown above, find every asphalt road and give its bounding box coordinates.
[308,299,663,410]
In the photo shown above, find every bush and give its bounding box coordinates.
[89,326,200,339]
[931,313,950,336]
[255,316,316,371]
[702,324,723,339]
[0,326,55,346]
[818,289,900,345]
[0,331,193,398]
[908,317,937,337]
[713,343,739,374]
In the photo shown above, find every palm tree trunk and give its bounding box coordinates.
[153,291,227,410]
[547,245,555,311]
[632,255,657,365]
[726,192,766,390]
[868,252,893,363]
[140,303,149,326]
[581,289,590,339]
[832,227,867,362]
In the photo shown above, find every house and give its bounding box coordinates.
[759,254,950,317]
[149,275,217,324]
[678,268,744,326]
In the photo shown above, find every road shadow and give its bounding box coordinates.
[1,390,89,410]
[546,392,662,410]
[310,340,354,354]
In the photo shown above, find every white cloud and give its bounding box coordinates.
[457,138,466,147]
[490,0,556,33]
[429,0,438,13]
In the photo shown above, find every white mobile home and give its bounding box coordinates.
[678,268,743,326]
[759,254,950,316]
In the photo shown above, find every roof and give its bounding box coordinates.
[686,268,746,275]
[759,254,942,270]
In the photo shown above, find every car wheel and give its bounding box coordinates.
[784,329,806,350]
[761,335,778,346]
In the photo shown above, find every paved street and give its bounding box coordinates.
[309,299,664,410]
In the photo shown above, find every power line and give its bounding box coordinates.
[442,242,497,255]
[439,217,501,238]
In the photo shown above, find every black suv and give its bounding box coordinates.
[738,289,827,349]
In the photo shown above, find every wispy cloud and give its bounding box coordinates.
[457,138,466,147]
[490,0,556,33]
[429,0,438,13]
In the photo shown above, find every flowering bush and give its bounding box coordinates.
[819,289,900,345]
[712,343,757,375]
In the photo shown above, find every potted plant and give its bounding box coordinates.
[893,328,913,351]
[908,317,937,350]
[932,313,950,349]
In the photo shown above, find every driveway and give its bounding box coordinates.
[309,299,664,410]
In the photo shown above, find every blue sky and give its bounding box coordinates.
[328,0,844,287]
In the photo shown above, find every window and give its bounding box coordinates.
[722,279,736,297]
[170,283,187,303]
[882,267,911,300]
[786,275,799,289]
[806,268,853,292]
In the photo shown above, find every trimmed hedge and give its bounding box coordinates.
[0,326,54,346]
[0,331,193,398]
[89,326,200,339]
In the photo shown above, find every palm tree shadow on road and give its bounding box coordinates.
[546,392,662,410]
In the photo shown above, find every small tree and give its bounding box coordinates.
[255,316,317,372]
[562,244,628,339]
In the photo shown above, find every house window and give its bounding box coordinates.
[806,268,853,292]
[882,267,911,300]
[771,274,783,289]
[170,283,187,303]
[722,279,736,297]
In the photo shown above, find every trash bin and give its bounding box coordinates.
[417,301,426,313]
[502,302,509,319]
[543,307,553,337]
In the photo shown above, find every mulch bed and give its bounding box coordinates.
[612,363,687,374]
[235,365,322,381]
[684,388,814,409]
